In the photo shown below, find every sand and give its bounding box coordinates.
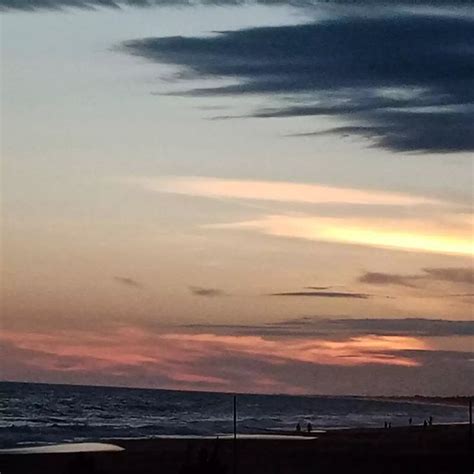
[0,443,125,455]
[0,424,472,473]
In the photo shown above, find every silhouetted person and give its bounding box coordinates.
[307,422,312,433]
[409,417,412,426]
[429,416,433,426]
[384,421,388,429]
[423,420,428,428]
[388,422,392,429]
[296,422,301,433]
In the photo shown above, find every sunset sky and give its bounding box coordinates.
[1,0,473,395]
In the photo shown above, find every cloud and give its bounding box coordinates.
[114,276,144,289]
[212,214,473,256]
[3,0,473,12]
[270,290,370,299]
[126,176,471,256]
[2,322,473,395]
[186,317,474,338]
[189,286,227,297]
[359,272,422,287]
[326,318,474,337]
[423,267,474,285]
[130,176,442,206]
[123,13,474,153]
[359,267,474,287]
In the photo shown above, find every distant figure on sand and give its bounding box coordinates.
[429,416,433,426]
[388,422,392,429]
[384,421,388,429]
[423,420,428,428]
[296,422,301,433]
[409,417,412,426]
[307,422,312,433]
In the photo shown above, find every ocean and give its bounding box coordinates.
[0,382,468,449]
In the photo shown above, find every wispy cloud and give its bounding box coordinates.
[270,290,371,299]
[423,267,474,285]
[359,272,422,288]
[185,317,474,338]
[359,267,474,287]
[125,177,470,256]
[114,276,144,289]
[189,286,227,297]
[212,214,473,256]
[130,176,442,207]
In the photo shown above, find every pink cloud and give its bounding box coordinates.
[1,325,428,393]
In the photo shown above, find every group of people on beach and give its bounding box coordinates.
[295,415,435,433]
[384,415,433,429]
[423,416,434,428]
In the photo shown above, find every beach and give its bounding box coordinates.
[1,424,471,474]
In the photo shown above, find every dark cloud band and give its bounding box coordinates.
[270,291,370,299]
[185,317,474,337]
[123,13,474,153]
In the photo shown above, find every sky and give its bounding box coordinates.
[1,0,473,396]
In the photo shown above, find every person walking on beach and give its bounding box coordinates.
[307,422,312,433]
[428,416,433,426]
[296,422,301,433]
[409,417,412,426]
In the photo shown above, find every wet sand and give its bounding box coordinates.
[0,424,472,474]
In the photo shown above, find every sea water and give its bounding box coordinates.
[0,382,467,448]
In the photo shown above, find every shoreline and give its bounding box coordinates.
[3,420,471,451]
[1,424,472,473]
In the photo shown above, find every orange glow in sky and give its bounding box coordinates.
[217,215,473,256]
[132,176,443,206]
[1,326,428,392]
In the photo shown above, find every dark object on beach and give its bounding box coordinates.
[409,418,412,426]
[384,421,388,429]
[296,423,301,433]
[307,422,312,433]
[388,422,392,429]
[429,416,433,426]
[423,420,428,428]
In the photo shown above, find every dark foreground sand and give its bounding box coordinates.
[1,424,472,474]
